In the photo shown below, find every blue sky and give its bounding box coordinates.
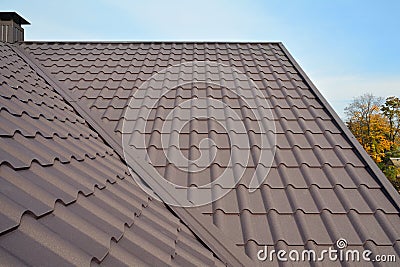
[3,0,399,118]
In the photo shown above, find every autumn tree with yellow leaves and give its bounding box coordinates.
[345,94,400,191]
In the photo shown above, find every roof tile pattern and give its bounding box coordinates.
[21,42,400,265]
[0,42,223,266]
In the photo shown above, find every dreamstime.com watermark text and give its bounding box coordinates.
[257,239,396,263]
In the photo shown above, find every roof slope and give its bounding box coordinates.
[0,42,224,266]
[19,41,400,265]
[0,40,400,266]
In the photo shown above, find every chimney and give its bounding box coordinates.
[0,12,30,43]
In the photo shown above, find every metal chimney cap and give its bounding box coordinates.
[0,12,30,25]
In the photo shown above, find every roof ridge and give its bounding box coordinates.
[13,43,254,266]
[22,41,283,44]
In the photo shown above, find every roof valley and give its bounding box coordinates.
[0,42,225,266]
[11,42,253,266]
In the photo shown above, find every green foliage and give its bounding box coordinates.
[378,163,400,191]
[381,96,400,145]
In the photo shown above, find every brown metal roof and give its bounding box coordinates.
[0,42,224,266]
[1,40,400,265]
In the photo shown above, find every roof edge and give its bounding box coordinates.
[22,40,283,44]
[278,43,400,211]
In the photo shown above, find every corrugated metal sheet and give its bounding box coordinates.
[19,42,400,265]
[0,42,224,266]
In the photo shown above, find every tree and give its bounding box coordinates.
[345,94,384,146]
[381,96,400,146]
[380,96,400,187]
[346,109,391,163]
[345,94,400,192]
[345,93,387,161]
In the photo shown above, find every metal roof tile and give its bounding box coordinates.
[10,41,400,263]
[268,210,304,245]
[40,204,110,261]
[0,214,93,266]
[0,42,223,266]
[274,166,309,188]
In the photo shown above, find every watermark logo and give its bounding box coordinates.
[335,238,347,250]
[121,61,276,207]
[257,239,396,263]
